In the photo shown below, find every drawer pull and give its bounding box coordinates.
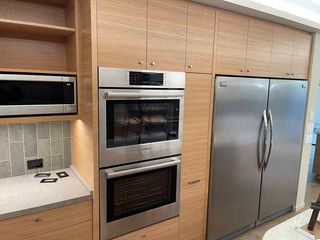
[141,234,147,238]
[188,179,201,185]
[33,217,41,222]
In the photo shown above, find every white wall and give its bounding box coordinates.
[296,33,320,210]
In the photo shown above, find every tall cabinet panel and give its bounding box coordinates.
[186,2,215,73]
[179,74,212,240]
[97,0,147,69]
[245,19,273,77]
[215,11,249,75]
[291,31,312,79]
[147,0,188,71]
[270,25,295,78]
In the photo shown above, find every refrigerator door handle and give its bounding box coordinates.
[264,110,274,169]
[261,110,268,171]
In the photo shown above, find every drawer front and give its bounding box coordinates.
[26,221,92,240]
[114,217,179,240]
[0,201,92,240]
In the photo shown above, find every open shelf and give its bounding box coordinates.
[0,18,75,39]
[0,68,76,76]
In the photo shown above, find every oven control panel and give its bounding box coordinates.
[129,72,164,86]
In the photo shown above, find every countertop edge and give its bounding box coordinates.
[0,194,92,221]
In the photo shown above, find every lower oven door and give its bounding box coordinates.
[100,156,181,240]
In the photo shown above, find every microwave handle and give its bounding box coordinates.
[105,159,181,179]
[104,91,183,99]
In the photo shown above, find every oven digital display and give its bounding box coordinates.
[129,72,164,86]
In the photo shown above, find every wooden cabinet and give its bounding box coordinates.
[0,201,92,240]
[114,218,179,240]
[215,10,312,79]
[215,10,249,75]
[179,73,212,240]
[291,30,312,79]
[97,0,147,69]
[147,0,188,71]
[26,221,92,240]
[186,2,215,73]
[245,18,273,76]
[270,25,295,78]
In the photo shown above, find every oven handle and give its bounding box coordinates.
[104,91,184,99]
[105,159,181,179]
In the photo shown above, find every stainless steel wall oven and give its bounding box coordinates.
[98,67,185,240]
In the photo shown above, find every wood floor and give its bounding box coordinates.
[233,180,320,240]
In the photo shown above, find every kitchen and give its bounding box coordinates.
[0,0,319,240]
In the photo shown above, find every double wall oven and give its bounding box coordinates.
[99,67,185,240]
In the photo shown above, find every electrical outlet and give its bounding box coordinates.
[27,159,43,170]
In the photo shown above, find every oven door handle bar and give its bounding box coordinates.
[104,91,184,99]
[105,159,181,179]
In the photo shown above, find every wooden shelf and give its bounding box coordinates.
[0,114,80,124]
[0,68,76,76]
[0,18,75,39]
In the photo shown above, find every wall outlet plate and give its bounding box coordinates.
[27,159,43,170]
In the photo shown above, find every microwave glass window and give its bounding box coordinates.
[106,100,180,148]
[106,166,177,222]
[0,81,74,105]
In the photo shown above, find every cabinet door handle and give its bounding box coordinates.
[188,179,201,185]
[33,217,41,222]
[150,62,156,66]
[291,73,296,76]
[188,64,193,69]
[246,69,250,73]
[286,72,290,76]
[240,69,244,72]
[141,234,147,238]
[138,61,144,65]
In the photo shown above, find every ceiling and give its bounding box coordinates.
[192,0,320,32]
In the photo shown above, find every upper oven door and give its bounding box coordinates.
[99,89,184,168]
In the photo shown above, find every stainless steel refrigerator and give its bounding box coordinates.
[207,76,308,240]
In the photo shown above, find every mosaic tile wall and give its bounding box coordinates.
[0,121,71,179]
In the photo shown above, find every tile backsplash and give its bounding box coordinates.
[0,121,71,179]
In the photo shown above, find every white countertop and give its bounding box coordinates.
[263,209,318,240]
[0,168,92,220]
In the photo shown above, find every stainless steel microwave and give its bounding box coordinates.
[0,74,77,117]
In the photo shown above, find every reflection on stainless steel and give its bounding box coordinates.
[207,77,307,240]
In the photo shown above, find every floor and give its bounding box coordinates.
[234,148,320,240]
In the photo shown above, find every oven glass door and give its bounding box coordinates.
[106,99,180,148]
[106,164,177,222]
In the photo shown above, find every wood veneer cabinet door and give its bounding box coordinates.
[245,18,273,77]
[186,2,215,73]
[215,10,249,75]
[270,24,295,78]
[113,218,179,240]
[97,0,147,69]
[179,73,212,240]
[291,30,312,79]
[147,0,188,71]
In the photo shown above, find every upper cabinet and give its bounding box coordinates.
[215,11,249,75]
[97,0,148,69]
[245,19,273,77]
[97,0,187,72]
[269,25,295,78]
[215,10,313,80]
[185,2,215,74]
[147,0,188,71]
[291,30,313,79]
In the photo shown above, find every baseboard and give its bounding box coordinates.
[294,202,306,211]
